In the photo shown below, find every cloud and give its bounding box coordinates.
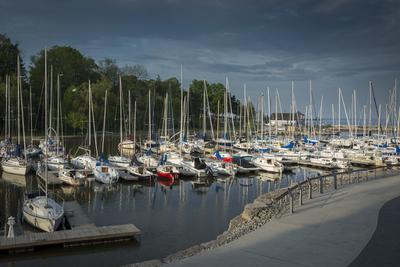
[0,0,398,111]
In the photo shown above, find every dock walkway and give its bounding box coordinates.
[165,173,400,267]
[0,201,140,253]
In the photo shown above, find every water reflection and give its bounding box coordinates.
[0,136,324,267]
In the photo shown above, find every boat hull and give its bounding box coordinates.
[2,163,28,176]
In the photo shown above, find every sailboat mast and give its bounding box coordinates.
[203,80,206,138]
[338,88,341,136]
[332,104,335,138]
[216,100,220,143]
[148,90,151,144]
[267,87,271,141]
[30,86,33,143]
[4,75,7,139]
[44,48,48,199]
[128,90,131,136]
[88,81,91,147]
[261,93,264,141]
[354,90,357,138]
[49,65,53,133]
[17,56,20,144]
[134,101,136,148]
[56,74,60,156]
[101,90,107,154]
[119,76,123,145]
[179,65,183,144]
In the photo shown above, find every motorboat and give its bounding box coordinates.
[252,156,284,173]
[204,160,237,177]
[156,165,180,180]
[127,165,153,179]
[58,169,85,186]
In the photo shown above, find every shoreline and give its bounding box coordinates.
[125,166,400,267]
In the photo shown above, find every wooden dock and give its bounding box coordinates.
[297,160,335,170]
[0,201,140,253]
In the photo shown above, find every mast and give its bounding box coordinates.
[318,96,323,140]
[30,86,33,144]
[134,101,136,149]
[17,56,20,144]
[119,76,123,145]
[4,75,7,139]
[332,104,335,138]
[363,105,366,137]
[224,81,228,140]
[203,80,206,139]
[338,88,341,136]
[128,90,131,136]
[101,90,107,154]
[275,90,278,137]
[179,65,183,144]
[267,87,271,141]
[368,82,372,136]
[216,100,220,143]
[44,48,48,199]
[19,66,27,160]
[261,93,264,141]
[88,80,91,148]
[49,65,53,133]
[148,90,151,144]
[354,90,357,138]
[56,74,61,157]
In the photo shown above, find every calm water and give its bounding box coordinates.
[0,136,324,267]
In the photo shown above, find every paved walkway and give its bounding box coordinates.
[166,174,400,267]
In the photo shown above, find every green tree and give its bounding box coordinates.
[0,33,25,80]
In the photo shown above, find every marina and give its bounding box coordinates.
[1,4,399,265]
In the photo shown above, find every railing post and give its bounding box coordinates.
[299,183,303,206]
[307,178,312,199]
[332,170,337,190]
[375,168,377,179]
[319,174,323,194]
[289,189,294,214]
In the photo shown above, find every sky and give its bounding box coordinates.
[1,0,399,117]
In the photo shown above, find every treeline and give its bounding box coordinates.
[0,34,241,136]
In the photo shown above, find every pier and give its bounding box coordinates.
[0,201,140,253]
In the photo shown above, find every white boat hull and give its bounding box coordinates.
[2,163,28,176]
[23,209,63,232]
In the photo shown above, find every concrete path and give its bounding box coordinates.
[166,175,400,267]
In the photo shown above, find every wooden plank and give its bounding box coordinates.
[0,224,140,251]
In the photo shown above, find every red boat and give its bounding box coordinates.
[156,165,180,180]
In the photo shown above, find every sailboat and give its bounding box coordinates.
[109,77,131,168]
[136,90,158,169]
[23,48,64,232]
[1,56,30,176]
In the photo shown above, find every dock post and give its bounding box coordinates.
[319,175,323,194]
[332,170,337,190]
[307,178,312,199]
[289,189,294,214]
[298,183,303,206]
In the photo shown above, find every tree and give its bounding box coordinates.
[0,33,24,80]
[29,46,99,99]
[121,64,149,80]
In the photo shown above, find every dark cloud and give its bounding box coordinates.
[0,0,399,113]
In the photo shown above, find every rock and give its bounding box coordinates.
[241,202,267,221]
[163,245,204,263]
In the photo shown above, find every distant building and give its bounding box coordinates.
[268,112,305,126]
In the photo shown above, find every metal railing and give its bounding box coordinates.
[271,166,400,214]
